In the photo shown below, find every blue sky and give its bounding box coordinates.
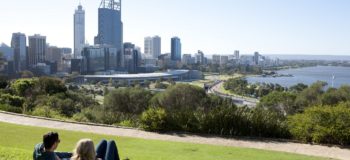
[0,0,349,55]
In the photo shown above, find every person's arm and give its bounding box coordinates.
[55,152,73,159]
[55,155,61,160]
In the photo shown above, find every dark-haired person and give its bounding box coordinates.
[33,132,72,160]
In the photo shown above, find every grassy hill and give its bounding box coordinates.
[0,122,328,160]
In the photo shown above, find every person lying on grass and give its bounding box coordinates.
[33,132,72,160]
[33,132,120,160]
[72,139,120,160]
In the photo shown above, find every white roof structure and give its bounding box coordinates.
[83,70,190,79]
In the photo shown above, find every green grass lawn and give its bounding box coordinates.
[0,122,329,160]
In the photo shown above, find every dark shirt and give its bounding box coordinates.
[33,143,57,160]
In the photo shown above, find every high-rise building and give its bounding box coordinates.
[124,42,140,73]
[95,0,123,53]
[144,36,161,59]
[254,52,260,65]
[81,45,119,74]
[144,37,152,58]
[152,36,161,58]
[171,37,181,61]
[74,3,85,58]
[182,54,194,65]
[234,50,240,59]
[28,34,46,67]
[0,43,14,61]
[212,54,220,64]
[220,55,229,65]
[195,50,205,65]
[11,33,27,72]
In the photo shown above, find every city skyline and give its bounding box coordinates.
[0,0,350,55]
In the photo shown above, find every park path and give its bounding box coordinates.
[0,112,349,160]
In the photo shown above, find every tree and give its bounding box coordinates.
[151,84,207,111]
[295,81,327,109]
[144,80,151,88]
[0,76,8,89]
[37,77,67,95]
[288,103,350,145]
[289,83,308,93]
[258,91,298,115]
[104,87,153,114]
[12,79,37,96]
[19,71,34,78]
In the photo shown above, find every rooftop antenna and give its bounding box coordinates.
[99,0,121,11]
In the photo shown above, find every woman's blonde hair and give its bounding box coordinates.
[71,139,96,160]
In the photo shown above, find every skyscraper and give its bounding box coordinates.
[144,36,161,59]
[254,52,260,65]
[74,3,85,58]
[144,37,152,58]
[95,0,123,51]
[11,33,26,72]
[152,36,161,58]
[195,50,205,65]
[28,34,46,67]
[171,37,181,61]
[234,50,240,59]
[124,42,140,73]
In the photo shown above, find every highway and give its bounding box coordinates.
[207,81,258,108]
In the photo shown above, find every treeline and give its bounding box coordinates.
[1,76,350,145]
[0,76,97,119]
[223,78,286,98]
[259,81,350,145]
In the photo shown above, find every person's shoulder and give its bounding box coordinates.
[34,143,44,148]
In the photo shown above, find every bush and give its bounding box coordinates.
[288,103,350,145]
[31,105,62,119]
[199,106,289,138]
[72,113,90,122]
[0,103,22,113]
[151,84,207,111]
[0,93,24,107]
[104,87,153,114]
[11,79,36,96]
[118,120,137,128]
[140,107,168,132]
[154,82,169,89]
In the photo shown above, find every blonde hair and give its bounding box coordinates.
[71,139,96,160]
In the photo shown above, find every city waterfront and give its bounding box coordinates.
[247,66,350,88]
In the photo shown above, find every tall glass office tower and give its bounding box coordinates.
[171,37,181,61]
[95,0,123,68]
[95,0,123,48]
[11,33,26,71]
[74,3,85,58]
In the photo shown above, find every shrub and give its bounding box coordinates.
[154,82,169,89]
[151,84,207,111]
[0,103,22,113]
[288,103,350,145]
[140,107,168,132]
[118,120,137,128]
[0,93,24,107]
[11,79,36,96]
[104,87,153,114]
[31,105,62,119]
[198,106,289,138]
[72,113,90,122]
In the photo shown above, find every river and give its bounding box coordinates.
[246,66,350,88]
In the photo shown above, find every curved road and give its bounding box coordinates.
[209,81,258,107]
[0,112,349,159]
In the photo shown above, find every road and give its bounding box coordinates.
[208,81,258,107]
[0,111,349,160]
